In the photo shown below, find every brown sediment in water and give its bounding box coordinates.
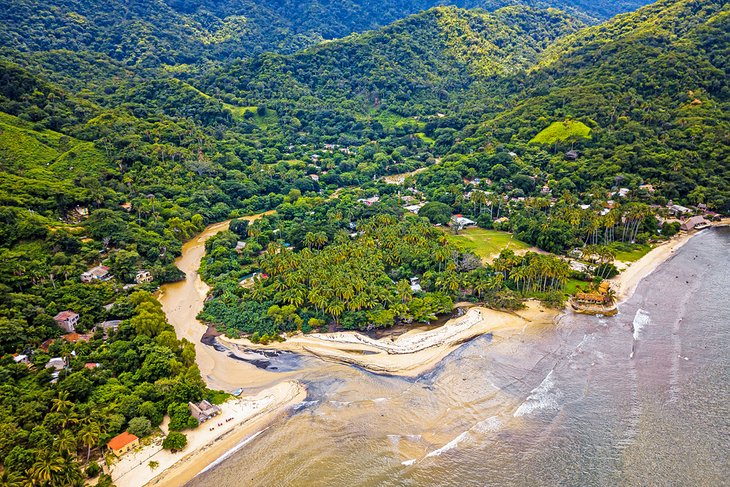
[110,381,306,487]
[223,301,557,377]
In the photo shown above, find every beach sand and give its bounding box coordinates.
[157,212,281,391]
[610,231,696,305]
[110,381,306,487]
[224,301,557,377]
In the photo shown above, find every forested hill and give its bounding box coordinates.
[458,0,730,208]
[198,7,584,115]
[0,0,652,67]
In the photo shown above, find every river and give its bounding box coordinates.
[169,220,729,486]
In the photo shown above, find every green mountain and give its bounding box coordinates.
[461,0,730,207]
[198,7,584,117]
[0,0,652,67]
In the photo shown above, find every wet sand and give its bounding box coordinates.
[156,212,282,390]
[224,302,557,377]
[610,230,699,305]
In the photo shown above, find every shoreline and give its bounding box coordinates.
[609,229,706,306]
[219,227,722,375]
[147,218,720,485]
[157,211,283,391]
[110,381,306,487]
[222,301,558,377]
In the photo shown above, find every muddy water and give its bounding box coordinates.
[180,227,729,486]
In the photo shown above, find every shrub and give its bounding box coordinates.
[162,432,187,452]
[127,416,153,438]
[85,461,101,478]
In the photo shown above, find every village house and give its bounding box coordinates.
[72,206,89,218]
[680,215,710,232]
[357,196,380,206]
[616,188,630,198]
[309,174,320,182]
[573,282,612,305]
[53,311,79,333]
[94,320,122,337]
[668,203,691,215]
[404,202,426,214]
[188,400,222,423]
[120,202,132,211]
[541,184,552,195]
[107,432,139,457]
[45,357,66,371]
[81,265,111,283]
[409,277,422,293]
[62,332,91,343]
[451,215,476,230]
[565,150,579,160]
[135,270,153,284]
[639,184,656,193]
[13,354,30,365]
[235,241,247,253]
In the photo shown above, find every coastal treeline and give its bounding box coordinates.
[199,198,574,338]
[0,291,210,485]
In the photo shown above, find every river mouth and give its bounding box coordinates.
[185,228,730,487]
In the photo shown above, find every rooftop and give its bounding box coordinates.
[107,432,139,450]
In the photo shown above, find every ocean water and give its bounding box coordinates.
[189,228,730,486]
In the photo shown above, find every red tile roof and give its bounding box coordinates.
[107,432,139,450]
[54,311,78,321]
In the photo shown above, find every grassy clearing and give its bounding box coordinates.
[414,132,435,145]
[609,243,652,263]
[564,278,592,295]
[224,103,278,129]
[529,120,591,145]
[0,111,110,178]
[445,227,531,260]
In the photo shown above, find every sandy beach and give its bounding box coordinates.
[224,302,557,377]
[110,381,306,487]
[610,230,700,305]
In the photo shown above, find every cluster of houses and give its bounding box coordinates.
[104,399,222,458]
[80,265,153,285]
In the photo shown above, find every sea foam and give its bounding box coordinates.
[513,370,562,417]
[632,309,651,340]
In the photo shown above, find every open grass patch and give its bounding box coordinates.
[609,242,652,263]
[529,120,591,145]
[224,103,278,129]
[444,227,531,260]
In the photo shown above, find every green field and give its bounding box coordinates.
[529,120,592,145]
[609,243,652,263]
[445,228,531,260]
[0,111,108,178]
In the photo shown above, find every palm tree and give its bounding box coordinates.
[55,430,78,456]
[51,391,73,414]
[79,422,101,462]
[396,279,413,303]
[0,469,27,487]
[29,451,65,486]
[303,232,317,250]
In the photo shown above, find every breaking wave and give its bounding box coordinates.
[632,309,651,340]
[513,370,562,417]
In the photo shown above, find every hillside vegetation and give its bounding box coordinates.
[0,0,727,483]
[0,0,653,67]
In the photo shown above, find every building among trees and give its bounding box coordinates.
[107,432,140,456]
